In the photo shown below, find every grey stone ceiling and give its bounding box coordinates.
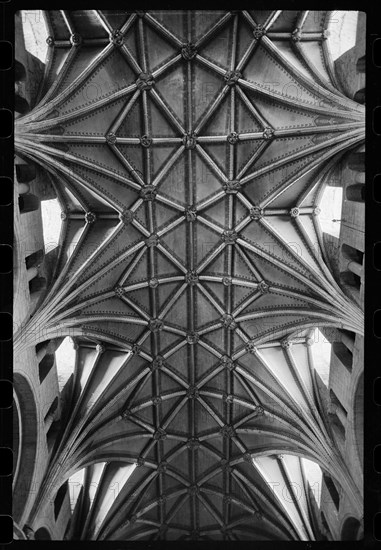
[15,10,364,540]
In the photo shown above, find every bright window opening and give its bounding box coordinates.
[326,12,359,62]
[68,469,85,513]
[55,337,76,392]
[301,458,322,508]
[67,463,137,527]
[309,328,331,386]
[21,10,49,64]
[41,198,62,254]
[317,186,343,238]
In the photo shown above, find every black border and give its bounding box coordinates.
[2,1,379,549]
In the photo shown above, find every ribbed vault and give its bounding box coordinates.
[15,10,364,540]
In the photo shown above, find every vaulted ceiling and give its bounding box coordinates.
[15,10,364,540]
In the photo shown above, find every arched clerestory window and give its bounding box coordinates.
[346,183,365,202]
[309,328,332,387]
[35,527,52,540]
[316,185,343,239]
[323,474,340,511]
[341,516,362,540]
[41,197,63,255]
[54,481,69,520]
